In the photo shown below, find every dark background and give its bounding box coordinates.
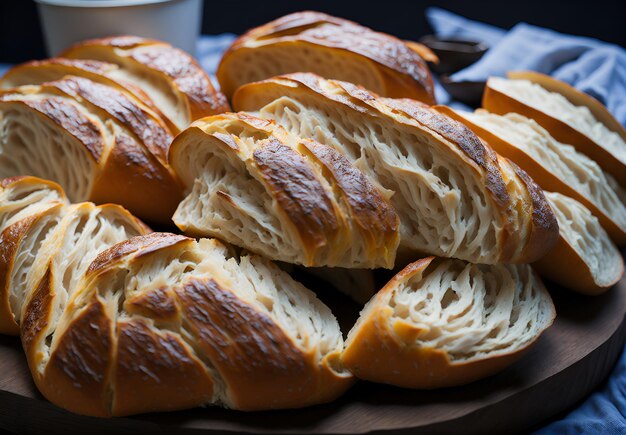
[0,0,625,63]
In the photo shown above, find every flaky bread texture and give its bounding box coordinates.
[0,58,175,131]
[0,76,183,224]
[217,11,435,104]
[233,73,558,264]
[61,36,230,131]
[437,107,626,244]
[34,233,352,416]
[0,177,149,338]
[483,72,626,186]
[0,177,70,334]
[170,112,399,268]
[342,257,555,389]
[534,192,624,295]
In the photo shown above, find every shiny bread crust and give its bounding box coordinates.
[217,11,435,103]
[233,73,559,263]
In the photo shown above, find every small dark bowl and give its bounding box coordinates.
[419,35,488,75]
[439,76,486,107]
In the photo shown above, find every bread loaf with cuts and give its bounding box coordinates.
[342,257,555,389]
[217,11,436,104]
[60,36,230,131]
[483,72,626,186]
[233,73,559,264]
[169,112,400,268]
[436,107,626,244]
[0,75,182,224]
[27,232,353,416]
[0,177,149,337]
[534,192,624,295]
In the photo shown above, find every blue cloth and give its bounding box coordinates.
[428,8,626,433]
[427,7,626,125]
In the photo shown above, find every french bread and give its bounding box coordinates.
[233,73,559,264]
[483,72,626,186]
[29,232,353,416]
[342,257,555,388]
[61,36,230,131]
[436,107,626,244]
[217,11,435,104]
[0,176,149,339]
[0,58,178,131]
[169,112,400,268]
[0,76,183,225]
[534,192,624,295]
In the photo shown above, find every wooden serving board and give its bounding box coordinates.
[0,259,624,435]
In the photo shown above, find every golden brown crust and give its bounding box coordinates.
[48,76,172,164]
[112,318,215,416]
[437,105,626,244]
[218,11,435,103]
[176,276,351,410]
[483,73,626,186]
[35,299,114,417]
[253,138,340,257]
[0,95,105,161]
[233,73,558,263]
[301,139,399,243]
[62,35,230,124]
[342,258,554,389]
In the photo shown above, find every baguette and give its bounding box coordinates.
[342,257,555,388]
[61,36,230,131]
[436,107,626,244]
[169,112,400,268]
[233,73,559,264]
[483,72,626,186]
[0,58,176,131]
[29,233,353,416]
[217,11,435,104]
[534,192,624,294]
[0,76,182,224]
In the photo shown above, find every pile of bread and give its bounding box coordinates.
[0,11,623,417]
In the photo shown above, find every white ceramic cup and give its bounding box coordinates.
[36,0,203,56]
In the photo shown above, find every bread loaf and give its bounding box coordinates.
[0,58,177,131]
[61,36,230,131]
[217,11,435,104]
[483,72,626,186]
[0,76,183,224]
[534,192,624,294]
[233,73,559,264]
[169,112,400,268]
[28,232,353,416]
[0,177,149,338]
[342,257,555,389]
[436,107,626,244]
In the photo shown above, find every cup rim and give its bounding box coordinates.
[35,0,182,8]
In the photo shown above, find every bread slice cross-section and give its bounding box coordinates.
[169,112,400,268]
[437,107,626,244]
[233,73,558,264]
[0,76,183,224]
[483,72,626,186]
[534,192,624,295]
[342,257,555,389]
